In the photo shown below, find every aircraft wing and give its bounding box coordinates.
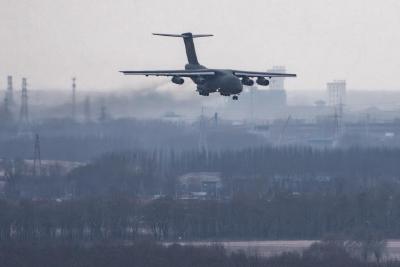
[232,70,296,78]
[120,70,215,77]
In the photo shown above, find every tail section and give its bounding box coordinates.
[153,32,213,65]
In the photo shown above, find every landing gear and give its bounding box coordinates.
[232,95,238,100]
[199,92,209,96]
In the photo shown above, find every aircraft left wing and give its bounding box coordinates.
[232,70,296,78]
[120,70,215,77]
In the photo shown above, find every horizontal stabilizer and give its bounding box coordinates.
[152,32,211,65]
[153,32,213,38]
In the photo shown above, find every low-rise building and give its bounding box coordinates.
[177,172,222,200]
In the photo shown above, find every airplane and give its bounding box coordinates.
[120,32,296,100]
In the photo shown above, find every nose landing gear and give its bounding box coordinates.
[232,95,238,100]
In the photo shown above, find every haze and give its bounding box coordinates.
[0,0,400,91]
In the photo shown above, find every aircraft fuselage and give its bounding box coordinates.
[185,64,243,96]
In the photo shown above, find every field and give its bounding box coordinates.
[168,240,400,259]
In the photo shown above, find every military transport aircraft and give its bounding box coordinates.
[120,33,296,100]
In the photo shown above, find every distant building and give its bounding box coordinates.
[327,80,346,138]
[267,66,286,91]
[327,80,346,107]
[177,172,222,199]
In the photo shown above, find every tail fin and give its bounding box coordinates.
[153,32,213,65]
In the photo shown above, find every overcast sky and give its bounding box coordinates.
[1,0,400,91]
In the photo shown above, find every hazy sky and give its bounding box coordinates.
[1,0,400,91]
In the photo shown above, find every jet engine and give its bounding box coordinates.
[256,77,270,86]
[172,76,184,85]
[241,77,254,86]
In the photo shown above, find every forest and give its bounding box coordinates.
[0,189,397,242]
[2,145,400,266]
[24,146,400,198]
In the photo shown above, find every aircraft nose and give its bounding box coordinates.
[221,75,242,94]
[229,76,243,93]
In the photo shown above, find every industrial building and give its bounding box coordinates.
[177,172,222,200]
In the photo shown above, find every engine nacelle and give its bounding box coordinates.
[241,77,254,86]
[171,76,184,85]
[256,77,270,86]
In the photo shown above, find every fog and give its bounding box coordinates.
[2,1,400,266]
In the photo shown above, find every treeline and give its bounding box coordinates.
[5,146,400,199]
[0,240,397,267]
[3,146,400,241]
[0,190,399,241]
[67,146,400,197]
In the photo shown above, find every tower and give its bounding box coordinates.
[19,78,29,126]
[1,76,14,124]
[33,133,41,176]
[3,95,10,115]
[72,77,76,120]
[327,80,346,137]
[1,94,12,123]
[6,75,14,105]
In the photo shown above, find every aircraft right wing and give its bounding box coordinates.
[232,70,297,78]
[120,69,215,77]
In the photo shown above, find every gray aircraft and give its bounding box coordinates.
[120,33,296,100]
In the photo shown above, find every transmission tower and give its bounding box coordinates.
[1,97,13,124]
[33,133,41,176]
[72,77,76,120]
[6,75,14,106]
[19,78,29,126]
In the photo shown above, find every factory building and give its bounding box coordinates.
[327,80,346,107]
[177,172,222,200]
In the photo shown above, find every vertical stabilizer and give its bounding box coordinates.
[153,32,213,65]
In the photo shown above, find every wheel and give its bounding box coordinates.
[232,95,238,100]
